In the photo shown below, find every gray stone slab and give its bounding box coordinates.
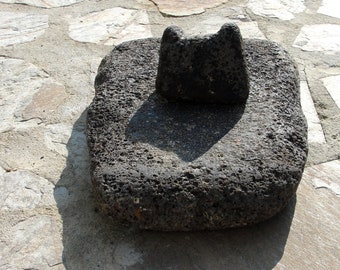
[87,37,308,231]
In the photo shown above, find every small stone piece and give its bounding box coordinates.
[156,23,249,104]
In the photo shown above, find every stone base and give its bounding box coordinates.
[87,38,308,231]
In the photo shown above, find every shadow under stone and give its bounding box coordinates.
[126,93,245,162]
[55,110,296,270]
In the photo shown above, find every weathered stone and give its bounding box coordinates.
[300,81,326,144]
[321,75,340,109]
[150,0,227,16]
[0,0,84,8]
[0,12,48,47]
[68,8,152,46]
[247,0,305,20]
[0,169,55,210]
[22,82,67,121]
[87,36,307,230]
[318,0,340,19]
[306,160,340,196]
[156,24,249,104]
[293,24,340,52]
[0,57,66,132]
[188,13,266,40]
[0,215,62,269]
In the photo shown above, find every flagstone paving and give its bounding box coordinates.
[247,0,305,20]
[321,75,340,109]
[0,0,339,269]
[68,7,153,46]
[150,0,228,16]
[0,12,49,46]
[293,24,340,52]
[0,0,85,8]
[317,0,340,19]
[300,80,326,144]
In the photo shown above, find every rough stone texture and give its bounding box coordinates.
[156,24,249,104]
[87,37,308,231]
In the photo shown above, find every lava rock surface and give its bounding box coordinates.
[156,23,249,104]
[87,38,308,231]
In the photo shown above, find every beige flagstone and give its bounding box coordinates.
[300,81,326,144]
[0,168,55,210]
[0,0,84,8]
[321,75,340,109]
[0,215,62,269]
[189,14,266,39]
[247,0,305,20]
[0,57,66,132]
[150,0,227,16]
[318,0,340,19]
[304,160,340,196]
[293,24,340,52]
[0,12,48,46]
[22,82,67,121]
[68,8,153,46]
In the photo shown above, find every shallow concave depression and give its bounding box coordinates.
[87,27,308,231]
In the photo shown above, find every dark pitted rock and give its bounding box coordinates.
[156,23,249,104]
[87,37,308,231]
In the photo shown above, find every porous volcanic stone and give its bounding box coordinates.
[87,38,308,231]
[156,24,249,104]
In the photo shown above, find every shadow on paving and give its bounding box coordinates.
[55,110,296,270]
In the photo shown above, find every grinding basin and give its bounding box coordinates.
[87,33,307,230]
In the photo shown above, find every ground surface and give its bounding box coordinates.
[0,0,339,269]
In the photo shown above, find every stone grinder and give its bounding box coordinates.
[87,23,308,230]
